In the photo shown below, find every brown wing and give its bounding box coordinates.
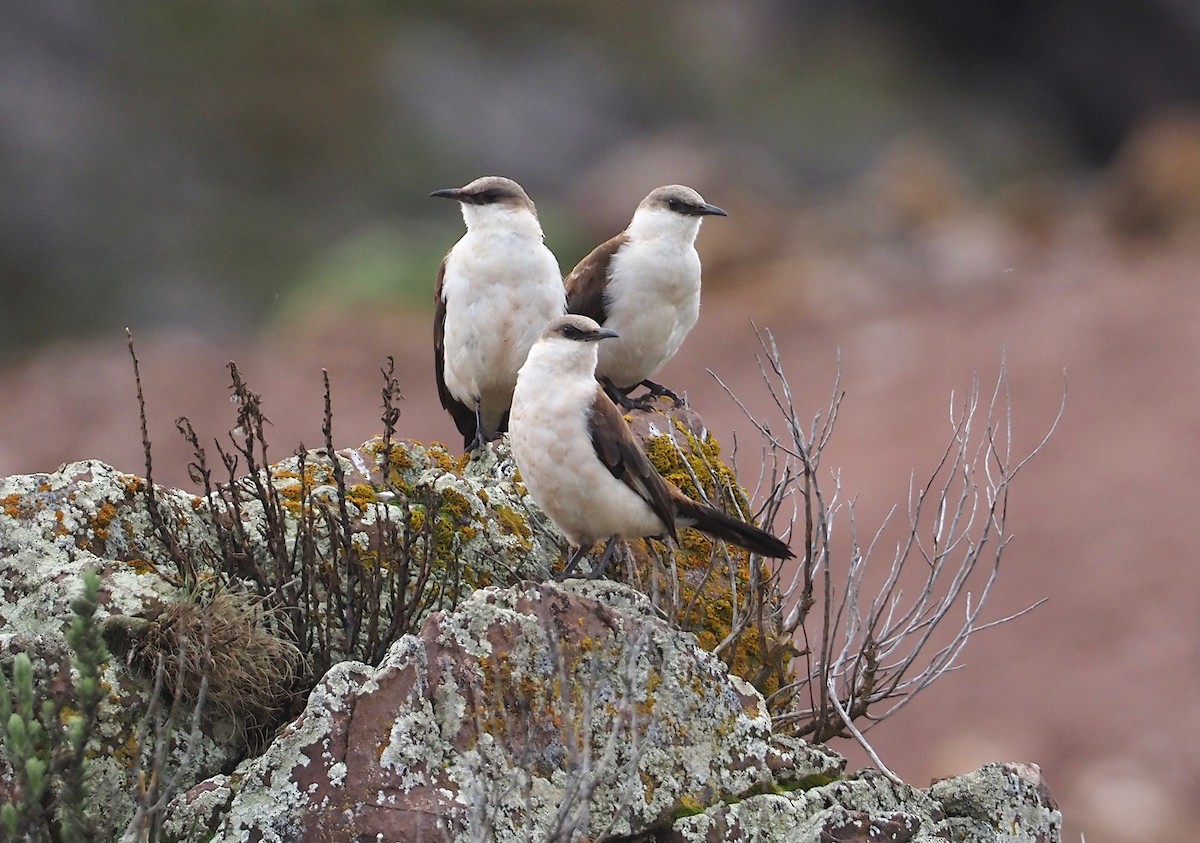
[586,390,679,543]
[433,256,479,449]
[565,233,628,325]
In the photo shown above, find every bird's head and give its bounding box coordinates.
[628,184,727,241]
[430,176,542,234]
[541,314,620,345]
[525,315,620,377]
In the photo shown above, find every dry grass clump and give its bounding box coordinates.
[105,586,301,748]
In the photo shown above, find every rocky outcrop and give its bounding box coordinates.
[0,439,557,838]
[0,442,1061,842]
[159,580,1059,842]
[161,581,842,841]
[0,459,237,839]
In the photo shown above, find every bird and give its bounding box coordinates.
[510,314,793,578]
[564,185,727,410]
[430,176,566,451]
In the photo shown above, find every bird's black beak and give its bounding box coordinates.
[430,188,464,200]
[591,327,620,341]
[696,202,728,217]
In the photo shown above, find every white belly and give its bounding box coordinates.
[510,369,667,548]
[595,243,701,389]
[441,236,564,434]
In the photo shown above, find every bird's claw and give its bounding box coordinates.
[637,380,684,408]
[616,392,657,412]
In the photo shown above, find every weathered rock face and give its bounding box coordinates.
[0,443,1062,843]
[160,581,1060,843]
[0,460,235,840]
[0,439,559,837]
[163,580,845,841]
[668,763,1060,842]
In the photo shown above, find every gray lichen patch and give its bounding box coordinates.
[929,762,1062,842]
[668,762,1062,842]
[166,580,836,842]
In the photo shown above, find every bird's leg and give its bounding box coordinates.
[468,399,487,453]
[599,377,637,410]
[638,379,683,407]
[558,544,592,579]
[602,377,682,411]
[587,536,620,580]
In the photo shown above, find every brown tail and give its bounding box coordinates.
[675,498,794,559]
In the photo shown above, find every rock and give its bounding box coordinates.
[0,440,1062,842]
[668,764,1061,842]
[163,579,845,841]
[0,460,237,840]
[0,437,559,836]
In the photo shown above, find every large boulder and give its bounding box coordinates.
[161,580,1059,842]
[0,437,557,838]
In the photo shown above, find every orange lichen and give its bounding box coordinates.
[93,501,118,541]
[2,493,30,519]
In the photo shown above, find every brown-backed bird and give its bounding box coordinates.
[431,176,565,451]
[564,185,726,409]
[510,314,793,578]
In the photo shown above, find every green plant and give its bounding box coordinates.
[0,568,110,842]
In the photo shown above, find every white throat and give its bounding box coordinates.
[461,203,545,240]
[626,206,703,244]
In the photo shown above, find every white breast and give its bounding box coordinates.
[441,230,565,435]
[510,350,668,548]
[595,237,702,390]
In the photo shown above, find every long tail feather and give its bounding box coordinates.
[675,499,794,559]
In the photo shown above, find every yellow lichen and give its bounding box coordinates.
[127,559,158,575]
[675,793,706,818]
[346,483,377,511]
[492,504,533,550]
[121,476,145,495]
[425,446,459,476]
[2,493,30,519]
[635,422,793,706]
[93,501,118,541]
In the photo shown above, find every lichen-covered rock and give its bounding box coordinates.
[162,580,845,841]
[928,762,1061,842]
[0,460,232,839]
[667,765,1061,842]
[1,443,1062,843]
[0,439,563,836]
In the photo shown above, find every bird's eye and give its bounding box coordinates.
[478,189,500,203]
[667,198,684,212]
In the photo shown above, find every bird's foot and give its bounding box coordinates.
[557,545,591,580]
[602,378,669,412]
[638,379,683,407]
[555,538,619,581]
[616,391,658,412]
[464,402,489,455]
[466,430,488,455]
[600,378,636,410]
[586,536,620,580]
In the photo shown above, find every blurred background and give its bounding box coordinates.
[3,2,1200,840]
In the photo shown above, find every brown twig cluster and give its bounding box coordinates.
[108,322,1060,838]
[119,336,467,834]
[712,327,1063,774]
